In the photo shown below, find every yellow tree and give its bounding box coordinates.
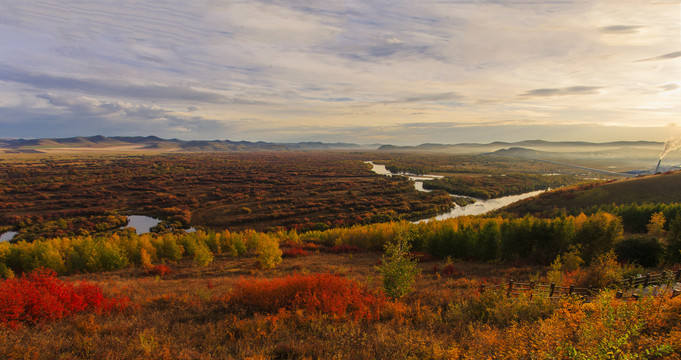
[647,212,666,240]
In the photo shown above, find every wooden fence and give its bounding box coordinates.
[479,269,681,301]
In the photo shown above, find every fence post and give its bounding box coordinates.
[643,274,650,287]
[507,280,514,297]
[629,276,634,287]
[569,285,574,295]
[676,269,681,282]
[549,283,555,298]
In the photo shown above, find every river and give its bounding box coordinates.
[365,161,544,221]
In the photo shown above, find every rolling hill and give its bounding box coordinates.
[499,170,681,216]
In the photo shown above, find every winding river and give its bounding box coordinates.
[365,161,545,221]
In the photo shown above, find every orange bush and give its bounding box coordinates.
[226,274,386,321]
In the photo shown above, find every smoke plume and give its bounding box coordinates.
[659,134,681,160]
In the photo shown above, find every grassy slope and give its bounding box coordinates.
[501,170,681,216]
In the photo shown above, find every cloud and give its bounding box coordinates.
[636,51,681,62]
[0,67,260,104]
[1,1,680,142]
[599,25,642,34]
[37,93,171,119]
[659,84,679,92]
[383,92,463,104]
[520,86,602,97]
[27,93,239,137]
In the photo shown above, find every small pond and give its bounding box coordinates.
[126,215,161,235]
[125,216,196,235]
[0,231,17,242]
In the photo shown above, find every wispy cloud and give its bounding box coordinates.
[636,51,681,62]
[599,25,642,34]
[659,84,679,92]
[383,92,463,104]
[520,86,602,97]
[0,67,259,104]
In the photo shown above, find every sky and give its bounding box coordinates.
[1,0,680,145]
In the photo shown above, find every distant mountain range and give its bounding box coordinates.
[377,140,663,153]
[0,135,368,153]
[0,136,669,156]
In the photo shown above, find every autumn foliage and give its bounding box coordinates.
[146,264,171,277]
[281,247,309,258]
[224,274,386,321]
[0,268,128,328]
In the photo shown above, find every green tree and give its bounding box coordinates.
[378,227,421,299]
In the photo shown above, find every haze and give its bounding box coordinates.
[1,0,680,145]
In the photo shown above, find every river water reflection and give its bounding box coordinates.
[366,161,544,221]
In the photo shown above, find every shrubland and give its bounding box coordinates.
[0,152,452,234]
[2,152,681,358]
[0,249,678,359]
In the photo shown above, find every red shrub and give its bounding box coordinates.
[0,268,129,329]
[147,265,171,277]
[282,248,310,258]
[226,274,386,321]
[326,245,362,254]
[440,264,461,277]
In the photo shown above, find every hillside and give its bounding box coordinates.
[500,170,681,216]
